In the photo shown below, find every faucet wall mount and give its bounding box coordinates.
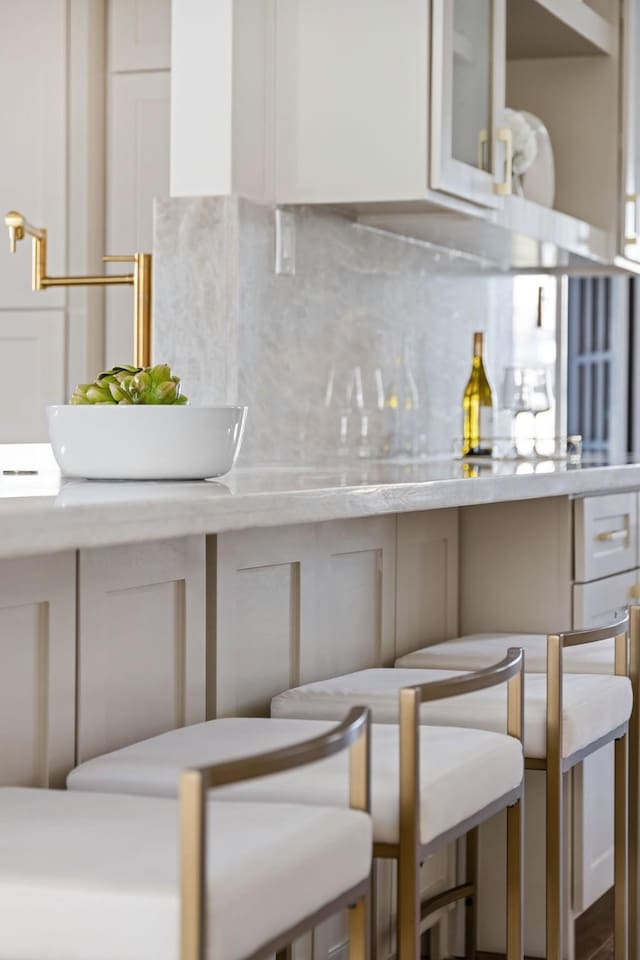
[4,210,152,368]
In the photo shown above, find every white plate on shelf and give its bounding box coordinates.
[47,405,247,480]
[519,110,555,208]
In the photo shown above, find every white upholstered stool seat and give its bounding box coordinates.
[395,633,616,674]
[0,786,372,960]
[68,717,523,847]
[270,668,632,762]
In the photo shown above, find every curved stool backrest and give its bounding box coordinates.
[397,648,525,960]
[180,706,371,960]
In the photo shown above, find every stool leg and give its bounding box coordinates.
[507,795,524,960]
[615,732,629,960]
[397,848,420,960]
[349,892,369,960]
[546,763,563,960]
[465,828,479,960]
[628,607,640,960]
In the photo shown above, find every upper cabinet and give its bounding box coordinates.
[622,0,640,262]
[272,0,632,271]
[170,0,638,272]
[431,0,508,208]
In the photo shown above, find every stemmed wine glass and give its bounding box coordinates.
[501,367,552,457]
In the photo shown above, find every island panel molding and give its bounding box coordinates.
[76,535,206,762]
[212,517,396,719]
[395,509,459,660]
[0,552,75,788]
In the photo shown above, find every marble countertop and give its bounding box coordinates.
[2,444,640,559]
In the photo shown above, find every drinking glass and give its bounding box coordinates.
[324,364,385,458]
[500,367,552,458]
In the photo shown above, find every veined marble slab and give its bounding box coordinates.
[1,444,639,560]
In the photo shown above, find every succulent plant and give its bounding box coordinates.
[71,363,188,405]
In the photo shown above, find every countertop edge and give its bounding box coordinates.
[2,461,640,559]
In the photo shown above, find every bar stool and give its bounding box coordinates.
[395,607,640,960]
[266,618,632,960]
[68,652,526,960]
[0,709,372,960]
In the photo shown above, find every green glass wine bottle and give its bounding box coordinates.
[462,331,493,456]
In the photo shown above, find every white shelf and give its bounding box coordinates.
[356,192,615,273]
[507,0,616,58]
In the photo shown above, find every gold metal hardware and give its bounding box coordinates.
[3,210,152,368]
[179,707,371,960]
[495,127,513,196]
[399,648,525,960]
[597,529,629,543]
[626,193,639,245]
[539,615,631,960]
[628,606,640,960]
[630,584,640,601]
[477,128,489,171]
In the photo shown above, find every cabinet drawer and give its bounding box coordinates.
[574,493,637,582]
[573,569,638,628]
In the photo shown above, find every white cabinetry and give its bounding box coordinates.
[77,536,206,762]
[0,552,75,788]
[621,0,640,262]
[431,0,507,208]
[275,0,508,210]
[213,511,459,960]
[213,517,397,718]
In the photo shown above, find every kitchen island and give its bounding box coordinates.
[1,443,639,959]
[1,443,639,558]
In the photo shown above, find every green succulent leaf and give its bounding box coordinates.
[71,363,188,406]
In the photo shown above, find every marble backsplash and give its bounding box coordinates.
[154,196,514,465]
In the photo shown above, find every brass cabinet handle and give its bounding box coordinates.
[596,529,629,543]
[477,128,489,171]
[494,127,512,196]
[625,193,639,245]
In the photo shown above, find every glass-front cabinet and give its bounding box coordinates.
[622,0,640,261]
[430,0,509,209]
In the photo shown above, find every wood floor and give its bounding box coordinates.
[574,890,614,960]
[469,888,614,960]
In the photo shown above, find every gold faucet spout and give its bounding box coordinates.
[3,208,152,367]
[4,210,45,252]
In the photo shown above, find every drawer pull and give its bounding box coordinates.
[596,529,628,543]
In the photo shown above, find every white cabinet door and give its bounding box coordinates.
[620,0,640,261]
[307,517,397,679]
[108,0,171,72]
[0,552,75,787]
[395,509,459,659]
[0,0,68,442]
[0,312,66,441]
[214,517,397,717]
[105,69,170,366]
[77,536,206,762]
[431,0,507,208]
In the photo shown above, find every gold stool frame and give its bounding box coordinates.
[530,616,632,960]
[179,705,372,960]
[374,648,525,960]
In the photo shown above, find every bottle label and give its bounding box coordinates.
[480,406,493,448]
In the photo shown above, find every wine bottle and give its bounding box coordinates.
[462,331,493,456]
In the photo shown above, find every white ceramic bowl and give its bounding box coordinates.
[47,405,247,480]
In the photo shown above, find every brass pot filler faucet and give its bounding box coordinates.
[4,210,152,368]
